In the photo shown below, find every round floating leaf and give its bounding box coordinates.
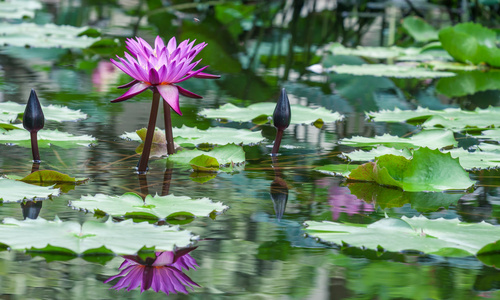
[316,64,455,78]
[0,217,194,255]
[0,178,60,202]
[20,170,88,183]
[0,23,100,48]
[200,102,343,124]
[122,126,265,147]
[0,102,87,123]
[70,192,228,220]
[313,164,362,177]
[439,22,500,67]
[304,215,500,256]
[190,155,220,172]
[402,17,438,43]
[436,70,500,97]
[0,0,42,19]
[0,129,96,148]
[339,129,457,149]
[348,147,475,192]
[342,146,412,162]
[166,144,245,172]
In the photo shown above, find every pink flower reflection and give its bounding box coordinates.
[92,61,120,92]
[328,180,374,220]
[105,247,200,294]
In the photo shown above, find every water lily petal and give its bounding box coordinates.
[188,71,220,79]
[149,68,160,85]
[117,79,139,89]
[173,65,208,83]
[177,85,202,99]
[111,82,149,103]
[157,84,181,115]
[166,36,177,54]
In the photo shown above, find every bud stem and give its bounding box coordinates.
[271,129,284,155]
[163,101,175,155]
[30,131,41,163]
[137,91,161,174]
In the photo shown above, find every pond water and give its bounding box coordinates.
[0,0,499,299]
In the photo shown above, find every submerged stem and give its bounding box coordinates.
[271,129,284,155]
[137,91,161,174]
[163,100,175,155]
[30,131,41,163]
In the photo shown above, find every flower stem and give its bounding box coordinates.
[137,91,161,174]
[163,100,175,155]
[30,131,41,163]
[271,129,284,155]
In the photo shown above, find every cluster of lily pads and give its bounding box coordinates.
[303,18,500,265]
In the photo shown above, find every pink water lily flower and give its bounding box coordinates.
[110,36,219,115]
[105,248,199,294]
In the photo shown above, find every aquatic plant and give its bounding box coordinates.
[23,89,45,163]
[111,36,219,172]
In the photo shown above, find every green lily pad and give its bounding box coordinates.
[482,129,500,140]
[20,170,88,183]
[0,22,100,48]
[0,178,60,202]
[189,155,221,172]
[0,217,194,255]
[439,22,500,67]
[0,0,42,19]
[342,146,412,162]
[328,42,421,59]
[0,101,87,123]
[367,106,500,131]
[0,129,96,148]
[339,129,457,149]
[199,102,343,124]
[402,17,438,43]
[310,64,455,78]
[121,125,265,147]
[166,144,245,172]
[313,164,360,177]
[304,215,500,256]
[476,240,500,269]
[348,147,475,192]
[70,192,227,220]
[348,182,463,211]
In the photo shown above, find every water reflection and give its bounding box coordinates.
[270,156,288,221]
[105,247,200,294]
[323,179,375,220]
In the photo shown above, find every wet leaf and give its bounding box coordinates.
[0,178,60,202]
[343,146,412,162]
[348,147,475,191]
[439,22,500,67]
[0,0,42,19]
[0,101,87,123]
[0,23,100,48]
[313,164,360,177]
[0,129,96,148]
[70,192,227,220]
[436,70,500,97]
[304,215,500,256]
[339,129,457,149]
[0,217,194,255]
[402,17,438,43]
[190,155,220,172]
[122,126,265,147]
[20,170,88,183]
[200,102,343,124]
[310,64,455,78]
[166,144,245,173]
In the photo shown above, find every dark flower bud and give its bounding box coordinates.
[273,88,291,131]
[23,89,45,133]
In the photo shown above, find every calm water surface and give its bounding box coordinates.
[0,1,499,299]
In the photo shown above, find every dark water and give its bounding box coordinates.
[0,0,499,299]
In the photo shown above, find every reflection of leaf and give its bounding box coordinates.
[349,147,475,192]
[348,182,462,211]
[0,129,96,148]
[200,102,343,124]
[304,215,500,256]
[340,129,457,149]
[310,64,455,78]
[436,70,500,97]
[402,17,438,43]
[439,23,500,67]
[476,240,500,269]
[0,101,87,123]
[0,217,194,255]
[0,178,60,202]
[0,23,99,48]
[70,192,227,220]
[122,126,265,147]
